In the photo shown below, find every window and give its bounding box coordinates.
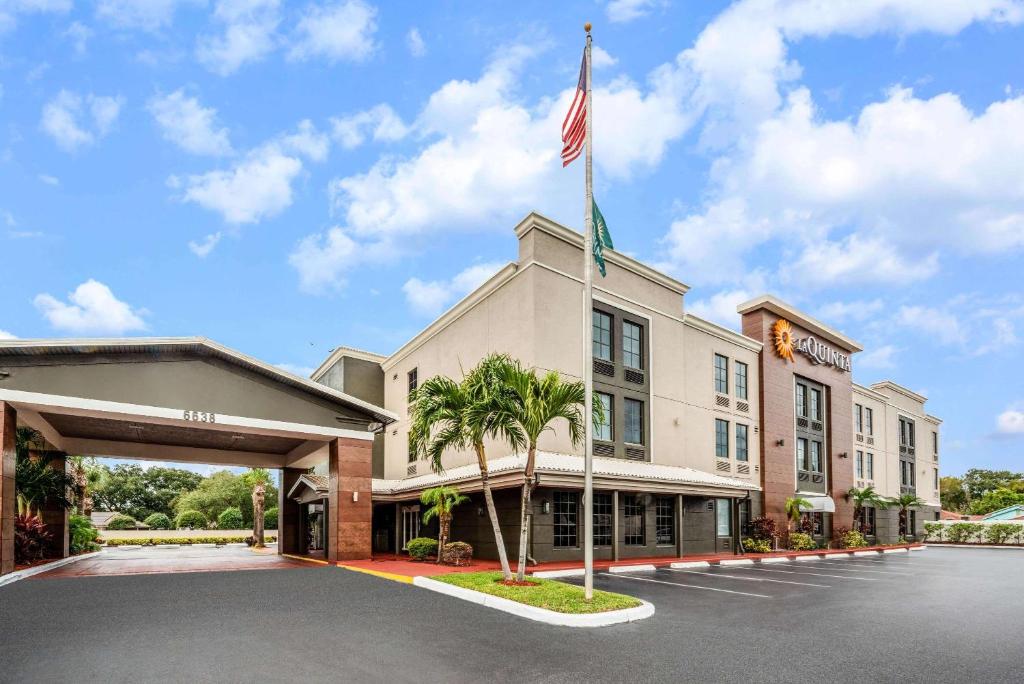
[624,398,643,444]
[809,388,822,421]
[655,497,675,545]
[715,419,729,459]
[407,368,418,399]
[802,512,824,536]
[735,362,748,400]
[810,441,822,473]
[900,460,908,486]
[624,495,645,546]
[623,321,643,370]
[796,383,807,417]
[735,424,748,462]
[859,506,877,536]
[716,499,731,537]
[899,417,916,447]
[855,404,863,433]
[933,431,939,455]
[866,452,874,480]
[593,310,612,361]
[910,510,917,536]
[856,450,864,479]
[865,407,874,436]
[934,468,939,490]
[901,460,915,487]
[797,438,808,471]
[552,491,579,548]
[596,393,613,441]
[714,354,729,394]
[593,492,613,547]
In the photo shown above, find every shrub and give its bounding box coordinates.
[102,535,277,547]
[742,537,773,553]
[217,507,244,530]
[788,532,817,551]
[106,513,139,530]
[143,513,173,530]
[946,522,983,544]
[264,507,278,530]
[15,514,52,562]
[406,537,438,561]
[839,529,868,549]
[69,514,100,554]
[175,510,208,530]
[923,522,944,542]
[984,523,1022,545]
[748,516,778,543]
[440,541,473,566]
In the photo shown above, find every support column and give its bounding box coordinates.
[611,490,620,562]
[676,493,684,558]
[278,467,303,556]
[328,437,373,562]
[38,452,69,559]
[1,402,17,575]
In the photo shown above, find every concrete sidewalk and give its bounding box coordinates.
[31,545,318,578]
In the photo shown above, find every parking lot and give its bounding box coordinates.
[2,546,1022,682]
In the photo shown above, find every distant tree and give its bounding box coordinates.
[217,507,244,530]
[420,485,469,563]
[90,464,205,520]
[940,476,968,513]
[173,470,277,527]
[892,493,926,537]
[962,469,1024,502]
[968,488,1024,516]
[784,497,812,532]
[846,486,889,532]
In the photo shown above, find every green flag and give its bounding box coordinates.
[592,199,614,277]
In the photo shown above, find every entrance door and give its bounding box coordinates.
[306,502,326,555]
[401,505,421,551]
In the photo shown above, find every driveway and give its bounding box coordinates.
[32,545,314,578]
[0,547,1021,683]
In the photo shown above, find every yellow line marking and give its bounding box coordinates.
[281,553,330,565]
[337,564,415,584]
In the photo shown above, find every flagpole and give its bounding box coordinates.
[582,22,595,601]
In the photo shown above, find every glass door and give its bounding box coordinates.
[307,502,325,552]
[401,505,420,551]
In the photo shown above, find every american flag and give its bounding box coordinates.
[561,51,587,167]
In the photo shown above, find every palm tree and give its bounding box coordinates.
[491,361,591,582]
[14,427,75,518]
[409,353,523,580]
[784,496,812,532]
[420,485,469,563]
[846,486,889,533]
[242,468,273,548]
[892,492,926,538]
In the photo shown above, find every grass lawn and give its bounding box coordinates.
[433,571,642,614]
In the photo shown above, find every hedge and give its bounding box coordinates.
[106,514,139,530]
[217,507,244,530]
[264,507,278,530]
[102,535,277,547]
[143,513,173,530]
[406,537,438,560]
[175,510,209,529]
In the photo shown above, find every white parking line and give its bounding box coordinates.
[742,566,877,581]
[814,562,912,575]
[670,569,830,588]
[601,572,771,598]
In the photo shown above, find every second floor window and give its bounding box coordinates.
[714,354,728,394]
[809,388,822,421]
[899,417,915,447]
[407,368,418,399]
[623,321,642,369]
[810,440,822,473]
[866,452,874,479]
[736,424,748,462]
[596,393,613,441]
[865,407,874,435]
[855,404,863,433]
[856,450,864,478]
[933,431,939,455]
[796,383,807,417]
[715,418,729,459]
[593,310,612,361]
[797,438,808,471]
[735,362,748,400]
[624,398,643,444]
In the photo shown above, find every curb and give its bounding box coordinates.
[412,575,655,627]
[795,555,821,561]
[338,564,414,583]
[0,551,102,588]
[719,558,754,566]
[608,563,657,574]
[853,550,881,556]
[533,568,585,579]
[760,557,790,564]
[670,561,710,569]
[882,548,908,554]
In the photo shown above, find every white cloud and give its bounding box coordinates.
[0,330,17,340]
[63,21,93,55]
[606,0,663,24]
[288,0,377,64]
[816,299,885,325]
[34,279,147,335]
[179,143,303,224]
[330,104,408,149]
[686,289,753,330]
[973,317,1018,356]
[289,226,361,293]
[38,173,59,186]
[0,0,70,33]
[148,90,233,156]
[188,232,222,257]
[857,344,898,370]
[275,362,315,377]
[278,119,329,161]
[197,0,281,76]
[402,262,505,316]
[591,46,617,69]
[895,305,966,347]
[790,234,940,285]
[96,0,198,31]
[997,407,1024,435]
[407,27,426,57]
[40,90,123,151]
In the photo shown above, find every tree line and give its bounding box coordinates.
[940,468,1024,515]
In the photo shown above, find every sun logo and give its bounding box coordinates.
[772,319,796,362]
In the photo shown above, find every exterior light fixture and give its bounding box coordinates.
[541,500,550,515]
[776,439,785,447]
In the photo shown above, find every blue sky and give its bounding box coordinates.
[1,0,1023,477]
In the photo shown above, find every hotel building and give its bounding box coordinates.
[311,212,941,562]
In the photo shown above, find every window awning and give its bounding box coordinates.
[803,495,836,513]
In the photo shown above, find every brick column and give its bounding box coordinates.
[1,402,17,575]
[278,467,303,556]
[328,437,373,561]
[38,452,69,559]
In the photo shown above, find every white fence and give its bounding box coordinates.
[923,519,1024,545]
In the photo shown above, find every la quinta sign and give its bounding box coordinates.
[772,319,852,373]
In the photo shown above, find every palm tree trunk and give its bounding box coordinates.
[252,484,266,548]
[437,511,450,564]
[477,445,512,580]
[515,445,537,582]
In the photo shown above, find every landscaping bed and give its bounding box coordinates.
[432,571,641,614]
[102,535,277,546]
